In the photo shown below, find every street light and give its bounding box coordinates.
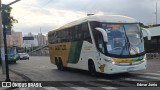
[0,0,21,82]
[155,2,158,24]
[6,0,21,6]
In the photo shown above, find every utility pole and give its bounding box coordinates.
[156,2,158,24]
[0,0,21,82]
[0,0,6,74]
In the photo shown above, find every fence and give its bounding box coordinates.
[146,53,160,60]
[28,45,49,56]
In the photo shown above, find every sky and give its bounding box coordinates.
[2,0,160,36]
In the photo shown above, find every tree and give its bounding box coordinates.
[2,4,18,31]
[139,23,149,28]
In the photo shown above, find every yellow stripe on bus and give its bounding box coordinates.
[113,58,132,63]
[48,42,71,66]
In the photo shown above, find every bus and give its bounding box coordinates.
[48,15,151,75]
[7,46,19,63]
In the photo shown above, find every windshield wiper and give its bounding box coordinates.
[124,36,139,55]
[120,25,138,56]
[120,36,129,55]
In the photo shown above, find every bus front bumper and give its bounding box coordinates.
[105,60,147,74]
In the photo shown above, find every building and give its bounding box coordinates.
[7,31,23,47]
[12,31,23,47]
[23,33,38,48]
[143,26,160,52]
[7,35,13,46]
[36,33,47,46]
[23,32,47,48]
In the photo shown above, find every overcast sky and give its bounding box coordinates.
[2,0,160,36]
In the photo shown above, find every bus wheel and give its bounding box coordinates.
[88,60,96,76]
[56,58,64,71]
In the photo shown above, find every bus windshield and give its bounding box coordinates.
[101,23,144,56]
[7,47,17,56]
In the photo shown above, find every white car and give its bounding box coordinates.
[18,53,29,60]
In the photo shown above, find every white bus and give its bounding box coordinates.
[48,15,151,75]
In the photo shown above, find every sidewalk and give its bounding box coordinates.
[0,65,25,81]
[0,65,24,90]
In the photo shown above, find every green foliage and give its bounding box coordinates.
[139,23,149,28]
[2,5,18,30]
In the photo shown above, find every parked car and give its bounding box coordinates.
[18,53,29,60]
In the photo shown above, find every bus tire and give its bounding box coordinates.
[88,60,96,76]
[56,58,64,71]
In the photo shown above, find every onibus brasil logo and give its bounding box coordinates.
[2,82,42,88]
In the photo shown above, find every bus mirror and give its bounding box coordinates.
[95,28,108,42]
[142,28,151,40]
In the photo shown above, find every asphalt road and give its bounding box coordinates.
[7,56,160,90]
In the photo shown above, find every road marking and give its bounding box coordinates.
[19,87,60,90]
[84,82,117,90]
[157,71,160,73]
[97,78,134,87]
[19,88,26,90]
[138,75,160,80]
[97,79,112,81]
[144,73,160,76]
[122,78,146,81]
[43,87,60,90]
[63,83,90,90]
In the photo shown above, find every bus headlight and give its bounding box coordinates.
[143,55,146,61]
[104,58,116,65]
[111,61,116,64]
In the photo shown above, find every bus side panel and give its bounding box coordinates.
[67,41,97,70]
[78,41,97,70]
[48,43,56,64]
[67,41,83,64]
[49,41,83,67]
[48,42,72,66]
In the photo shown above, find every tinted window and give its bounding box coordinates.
[90,21,105,53]
[48,22,92,44]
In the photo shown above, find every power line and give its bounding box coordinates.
[155,2,158,24]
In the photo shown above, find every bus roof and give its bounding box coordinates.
[49,15,139,34]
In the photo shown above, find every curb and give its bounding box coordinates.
[9,69,32,81]
[0,69,32,90]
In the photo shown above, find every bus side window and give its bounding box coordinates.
[97,32,105,54]
[90,21,105,53]
[75,25,80,41]
[81,23,92,43]
[93,30,105,54]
